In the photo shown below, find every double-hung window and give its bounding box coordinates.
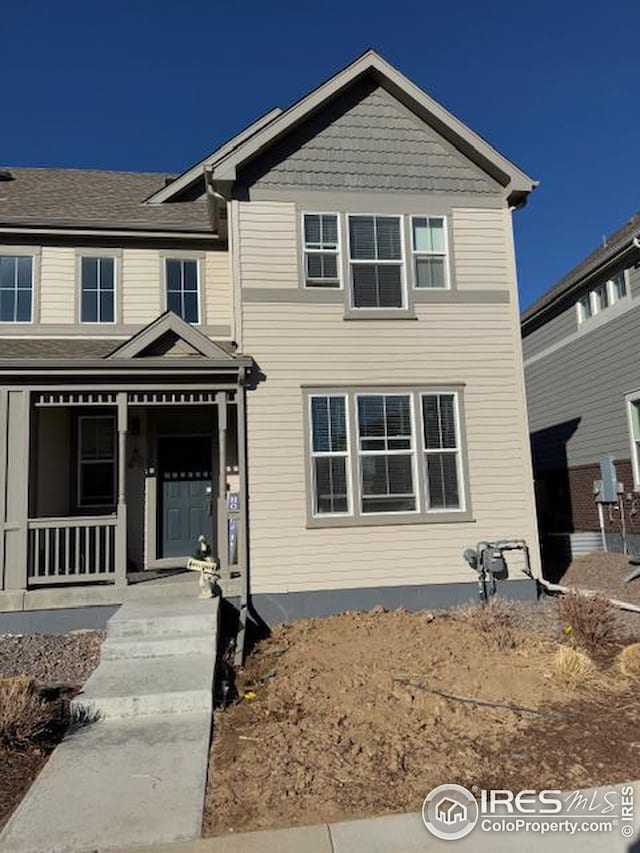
[309,395,350,514]
[306,387,468,524]
[165,259,200,323]
[0,255,33,322]
[422,393,462,510]
[411,216,448,288]
[303,214,340,288]
[80,257,115,323]
[78,416,116,508]
[348,215,404,308]
[357,394,416,513]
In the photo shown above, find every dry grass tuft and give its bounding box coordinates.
[616,643,640,677]
[552,646,599,689]
[557,592,618,654]
[456,597,517,650]
[0,675,58,749]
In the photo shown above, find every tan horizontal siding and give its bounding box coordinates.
[452,207,511,291]
[204,251,232,329]
[238,201,299,289]
[121,250,161,325]
[243,301,539,595]
[39,247,76,323]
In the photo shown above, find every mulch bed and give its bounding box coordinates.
[0,631,103,831]
[203,603,640,837]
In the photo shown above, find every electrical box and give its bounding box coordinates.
[594,454,623,503]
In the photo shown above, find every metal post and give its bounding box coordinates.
[115,392,128,587]
[216,391,228,571]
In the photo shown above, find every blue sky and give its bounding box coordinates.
[2,0,638,309]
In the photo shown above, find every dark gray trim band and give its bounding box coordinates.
[0,605,119,634]
[242,287,509,305]
[225,578,538,626]
[413,289,510,304]
[0,324,232,337]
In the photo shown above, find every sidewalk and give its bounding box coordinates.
[118,782,640,853]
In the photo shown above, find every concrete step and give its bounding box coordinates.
[71,653,215,720]
[107,598,218,639]
[101,632,216,661]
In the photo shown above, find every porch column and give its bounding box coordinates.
[115,392,128,586]
[216,391,228,570]
[0,389,30,591]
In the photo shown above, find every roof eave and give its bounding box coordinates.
[207,50,538,195]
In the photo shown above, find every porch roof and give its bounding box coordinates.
[0,313,253,379]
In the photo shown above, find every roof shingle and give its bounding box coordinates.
[0,168,211,233]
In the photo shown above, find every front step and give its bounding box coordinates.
[107,599,218,639]
[71,653,215,720]
[101,632,216,661]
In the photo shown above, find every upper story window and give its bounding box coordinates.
[303,214,340,288]
[0,255,33,323]
[411,216,449,289]
[577,270,628,325]
[165,258,200,324]
[80,257,115,323]
[348,215,405,309]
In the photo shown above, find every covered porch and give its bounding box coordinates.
[0,313,252,599]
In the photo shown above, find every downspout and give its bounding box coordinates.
[234,367,250,667]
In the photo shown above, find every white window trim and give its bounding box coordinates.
[0,253,34,324]
[346,214,408,311]
[301,211,342,290]
[308,394,352,518]
[420,391,466,513]
[163,257,202,325]
[78,255,118,325]
[77,415,117,509]
[410,215,451,290]
[577,270,629,326]
[355,392,420,516]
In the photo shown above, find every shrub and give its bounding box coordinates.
[557,592,617,654]
[0,675,57,749]
[460,597,517,650]
[552,645,597,689]
[616,643,640,677]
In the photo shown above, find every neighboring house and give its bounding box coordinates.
[522,213,640,564]
[0,50,540,629]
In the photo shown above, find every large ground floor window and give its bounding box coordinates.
[77,415,117,509]
[305,386,470,526]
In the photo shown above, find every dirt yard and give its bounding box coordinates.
[204,602,640,836]
[0,631,103,831]
[561,551,640,605]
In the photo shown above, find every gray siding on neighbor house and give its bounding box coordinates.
[238,80,503,196]
[525,291,640,472]
[522,304,577,361]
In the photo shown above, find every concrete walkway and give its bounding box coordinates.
[0,596,219,853]
[118,781,640,853]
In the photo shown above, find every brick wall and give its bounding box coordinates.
[535,458,640,536]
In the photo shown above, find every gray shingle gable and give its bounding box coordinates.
[242,80,502,194]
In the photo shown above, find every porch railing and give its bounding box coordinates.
[27,516,118,585]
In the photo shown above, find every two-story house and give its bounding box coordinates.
[523,212,640,568]
[0,50,540,632]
